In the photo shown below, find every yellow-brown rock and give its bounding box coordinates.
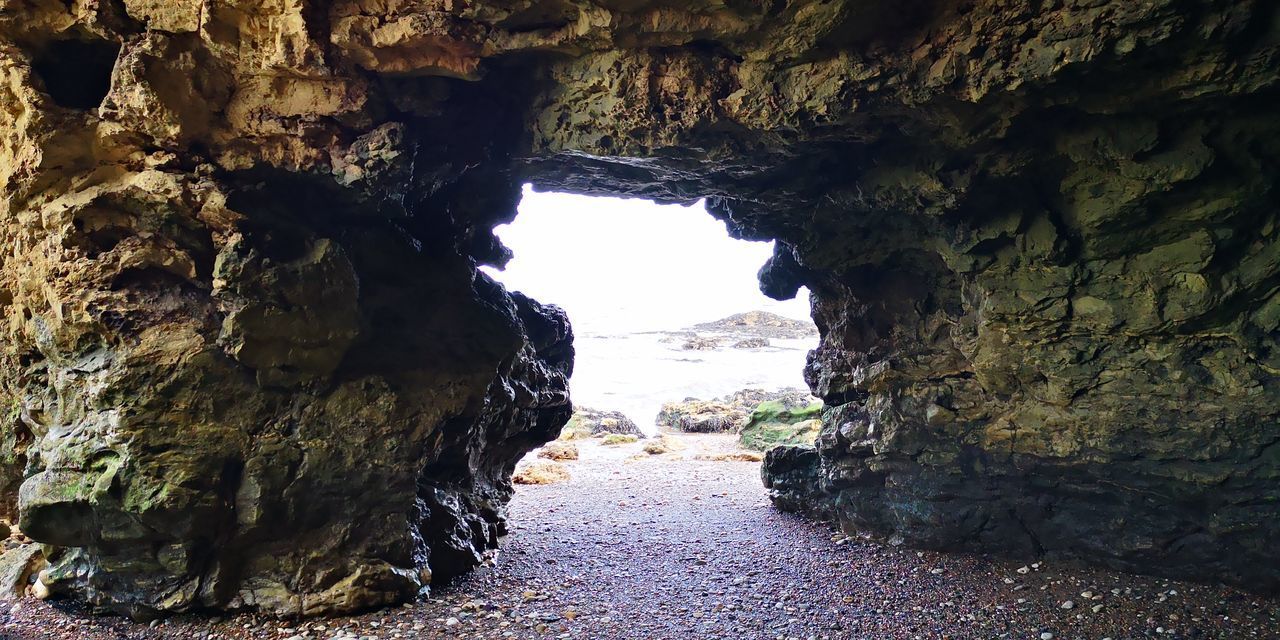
[0,0,1276,620]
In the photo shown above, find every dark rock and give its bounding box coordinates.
[560,408,644,439]
[657,399,742,433]
[761,446,833,521]
[2,0,1278,615]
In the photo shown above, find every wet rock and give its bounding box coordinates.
[761,447,833,520]
[657,399,743,433]
[560,408,644,440]
[658,388,818,434]
[738,398,824,451]
[2,0,1277,613]
[731,337,770,349]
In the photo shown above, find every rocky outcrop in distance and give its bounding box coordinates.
[0,0,1277,617]
[693,311,818,340]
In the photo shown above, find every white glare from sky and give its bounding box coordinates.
[480,186,811,336]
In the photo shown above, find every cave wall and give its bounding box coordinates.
[0,0,1277,617]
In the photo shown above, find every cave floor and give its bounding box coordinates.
[3,434,1278,640]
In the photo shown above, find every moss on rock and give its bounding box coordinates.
[738,401,824,452]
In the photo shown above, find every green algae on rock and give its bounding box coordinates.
[739,401,824,452]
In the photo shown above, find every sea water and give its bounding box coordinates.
[483,188,818,433]
[571,331,815,434]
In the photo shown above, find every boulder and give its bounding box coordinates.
[559,408,645,440]
[658,388,819,434]
[0,544,44,600]
[538,442,579,461]
[656,399,742,433]
[642,435,685,456]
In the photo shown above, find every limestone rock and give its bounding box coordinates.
[0,544,44,600]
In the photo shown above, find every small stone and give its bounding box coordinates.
[1061,600,1075,610]
[1040,633,1054,640]
[1017,566,1030,574]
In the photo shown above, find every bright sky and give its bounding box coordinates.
[481,187,811,335]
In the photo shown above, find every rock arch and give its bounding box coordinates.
[0,0,1276,618]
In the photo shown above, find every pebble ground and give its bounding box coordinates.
[2,435,1278,639]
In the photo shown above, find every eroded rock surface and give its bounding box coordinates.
[559,407,644,440]
[0,0,1277,617]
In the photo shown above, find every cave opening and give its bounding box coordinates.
[31,37,120,110]
[482,186,821,465]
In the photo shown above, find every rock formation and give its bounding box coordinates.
[694,311,818,340]
[0,0,1277,618]
[559,407,644,439]
[738,401,823,451]
[659,388,817,434]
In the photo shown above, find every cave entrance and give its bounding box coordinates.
[482,186,821,465]
[454,187,830,634]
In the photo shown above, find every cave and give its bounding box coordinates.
[0,0,1278,628]
[30,37,119,110]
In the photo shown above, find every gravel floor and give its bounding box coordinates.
[2,435,1278,639]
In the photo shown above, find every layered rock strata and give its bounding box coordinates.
[0,0,1276,617]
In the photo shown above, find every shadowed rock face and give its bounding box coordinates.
[0,0,1277,617]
